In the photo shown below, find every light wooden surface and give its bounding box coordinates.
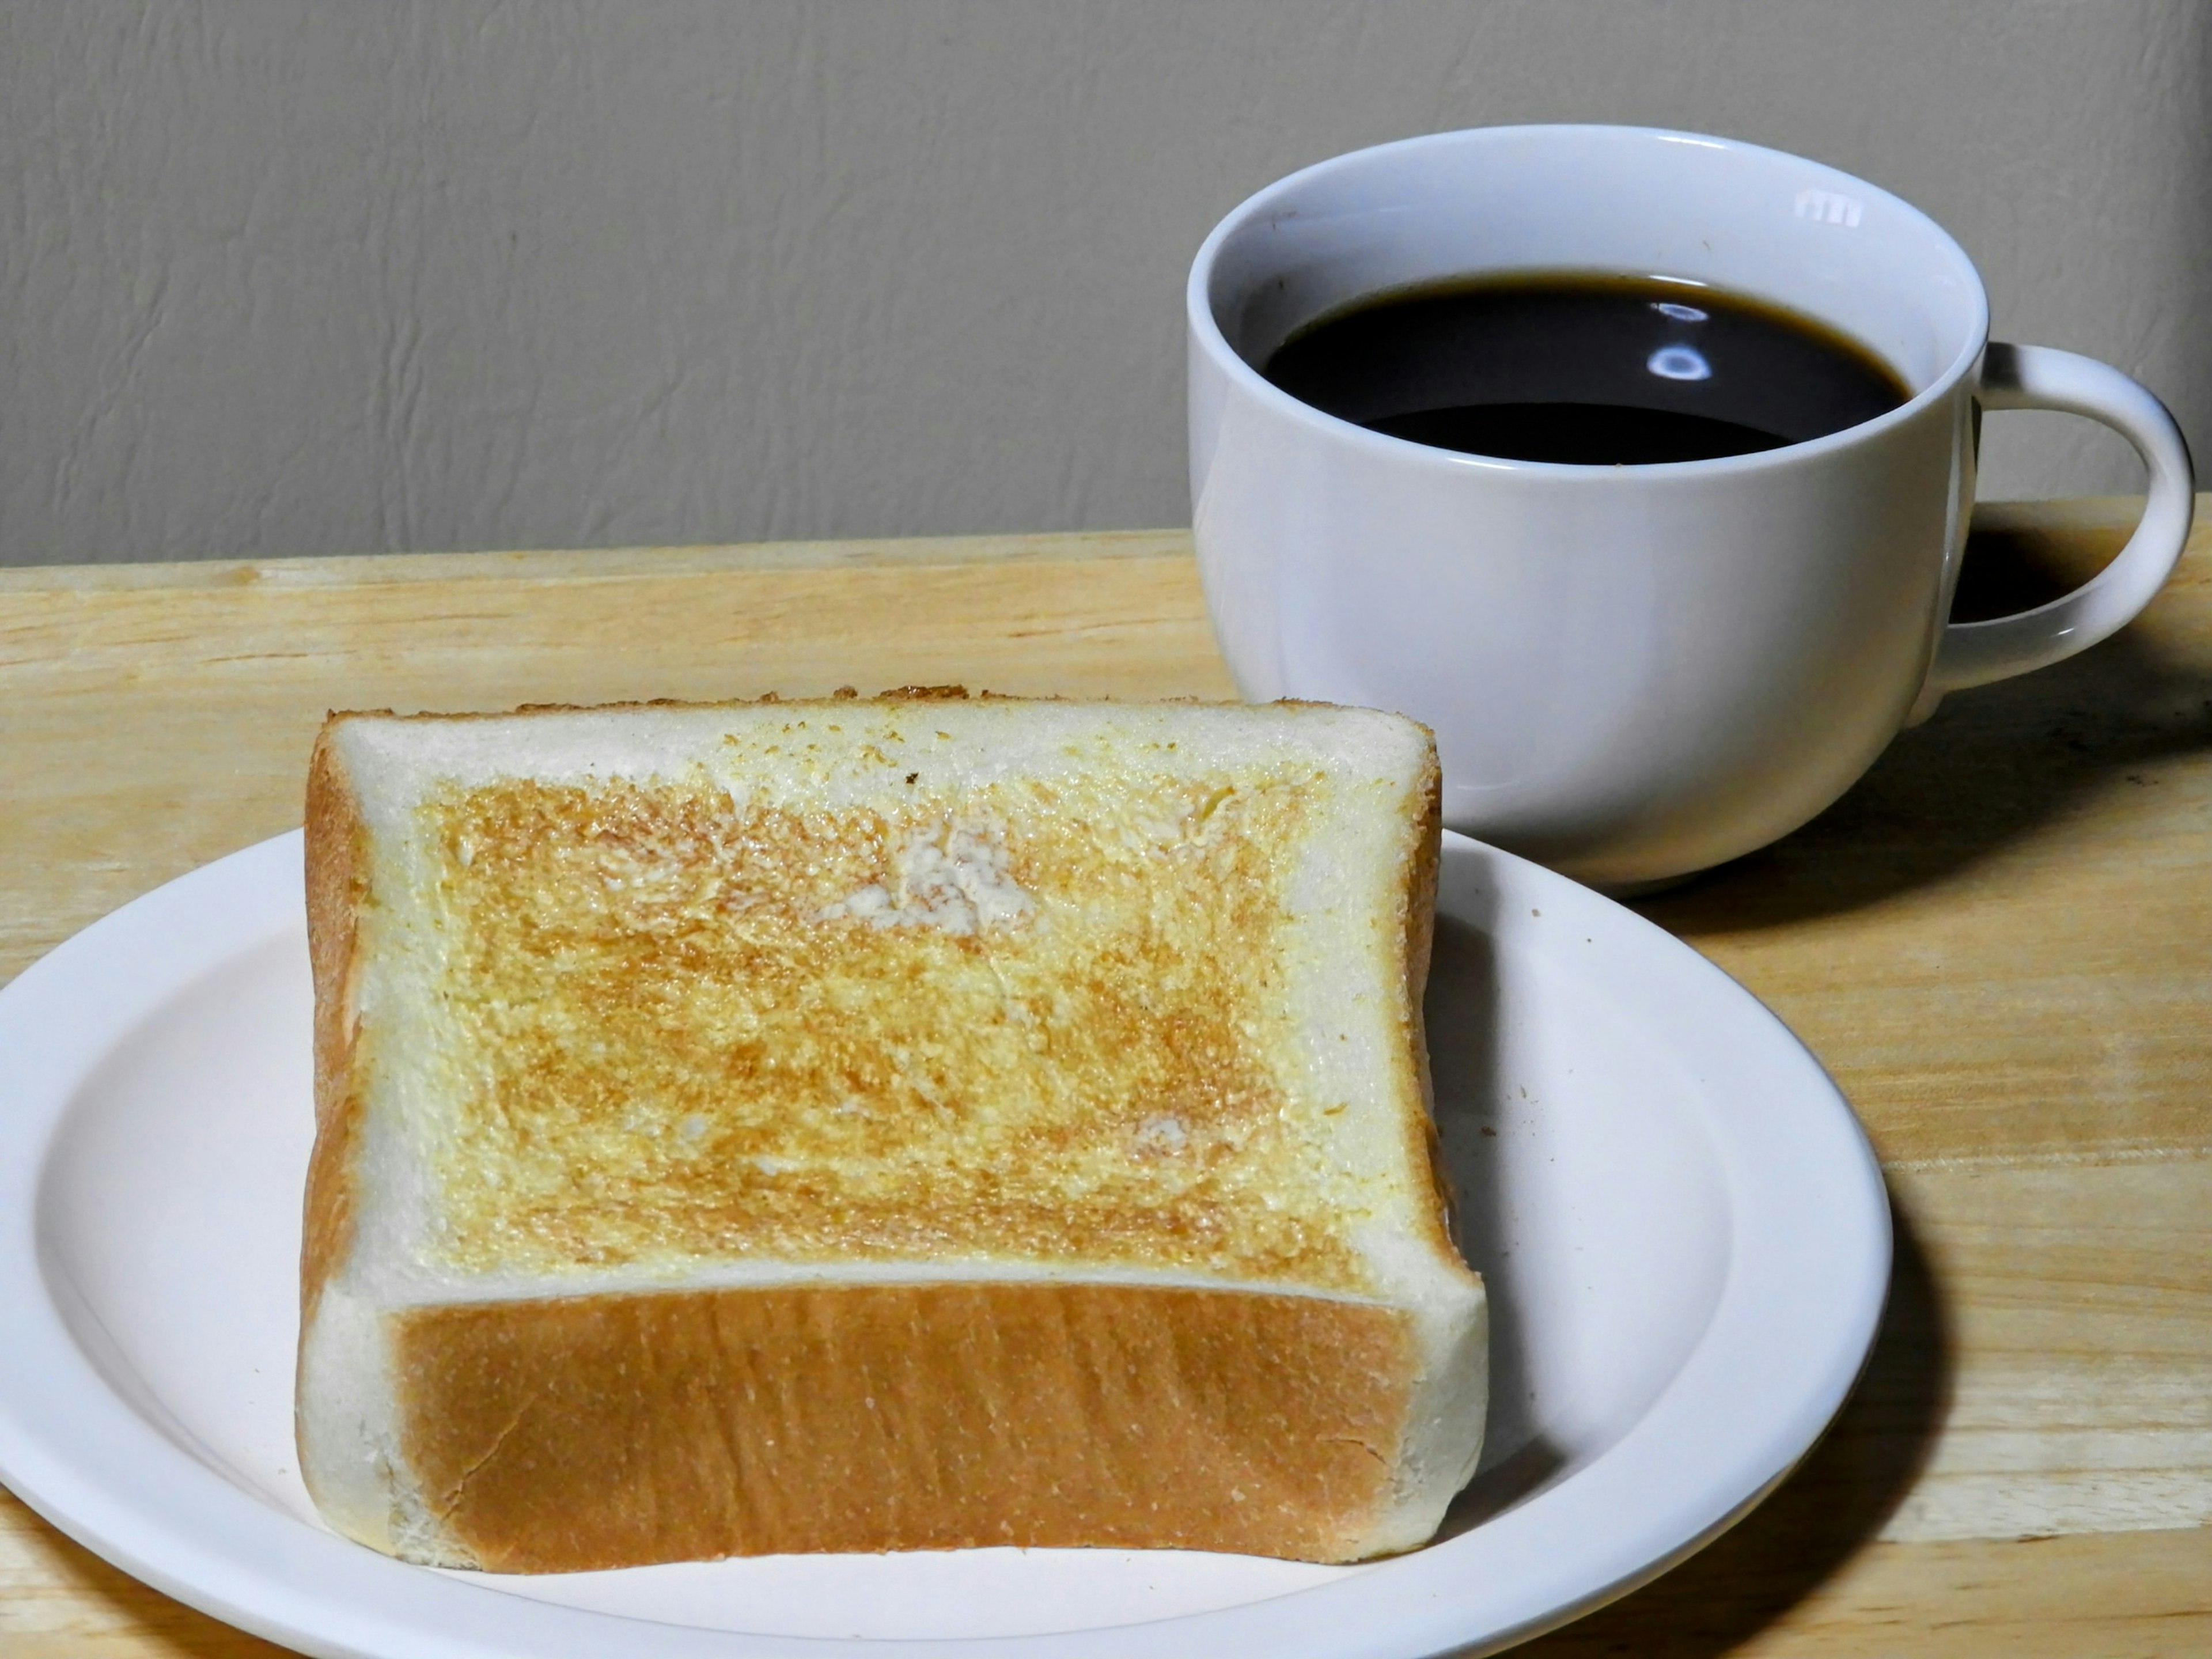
[3,501,2208,1656]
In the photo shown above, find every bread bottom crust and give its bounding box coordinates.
[388,1280,1421,1571]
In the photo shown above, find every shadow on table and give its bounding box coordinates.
[1634,513,2212,936]
[1506,514,2183,1649]
[1503,1183,1954,1658]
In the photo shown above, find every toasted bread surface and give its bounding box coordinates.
[298,695,1484,1569]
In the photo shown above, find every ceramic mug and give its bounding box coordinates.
[1187,126,2195,889]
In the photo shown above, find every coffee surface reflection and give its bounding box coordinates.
[1262,272,1910,465]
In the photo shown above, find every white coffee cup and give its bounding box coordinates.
[1187,126,2195,889]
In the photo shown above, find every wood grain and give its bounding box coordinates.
[1877,1158,2212,1546]
[0,529,1232,986]
[1520,1523,2212,1658]
[3,501,2208,1657]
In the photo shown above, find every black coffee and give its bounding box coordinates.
[1261,272,1910,465]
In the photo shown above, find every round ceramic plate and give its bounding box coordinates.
[0,830,1888,1659]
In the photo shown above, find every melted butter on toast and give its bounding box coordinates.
[411,761,1368,1290]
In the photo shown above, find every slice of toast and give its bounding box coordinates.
[298,694,1485,1571]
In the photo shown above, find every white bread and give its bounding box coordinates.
[298,692,1485,1571]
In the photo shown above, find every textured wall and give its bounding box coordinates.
[1,1,2205,565]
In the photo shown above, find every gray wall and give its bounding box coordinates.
[2,1,2205,566]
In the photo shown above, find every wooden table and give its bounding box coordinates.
[3,499,2208,1657]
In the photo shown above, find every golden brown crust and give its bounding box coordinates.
[1402,744,1457,1254]
[301,721,368,1323]
[393,1282,1417,1571]
[1404,741,1443,1014]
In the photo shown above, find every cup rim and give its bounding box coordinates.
[1186,124,1993,479]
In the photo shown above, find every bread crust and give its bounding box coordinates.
[298,698,1479,1568]
[301,727,367,1324]
[393,1281,1418,1571]
[1402,747,1459,1249]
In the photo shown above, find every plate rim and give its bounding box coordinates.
[0,829,1891,1659]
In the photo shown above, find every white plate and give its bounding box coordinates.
[0,830,1887,1659]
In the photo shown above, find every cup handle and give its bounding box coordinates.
[1928,342,2196,692]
